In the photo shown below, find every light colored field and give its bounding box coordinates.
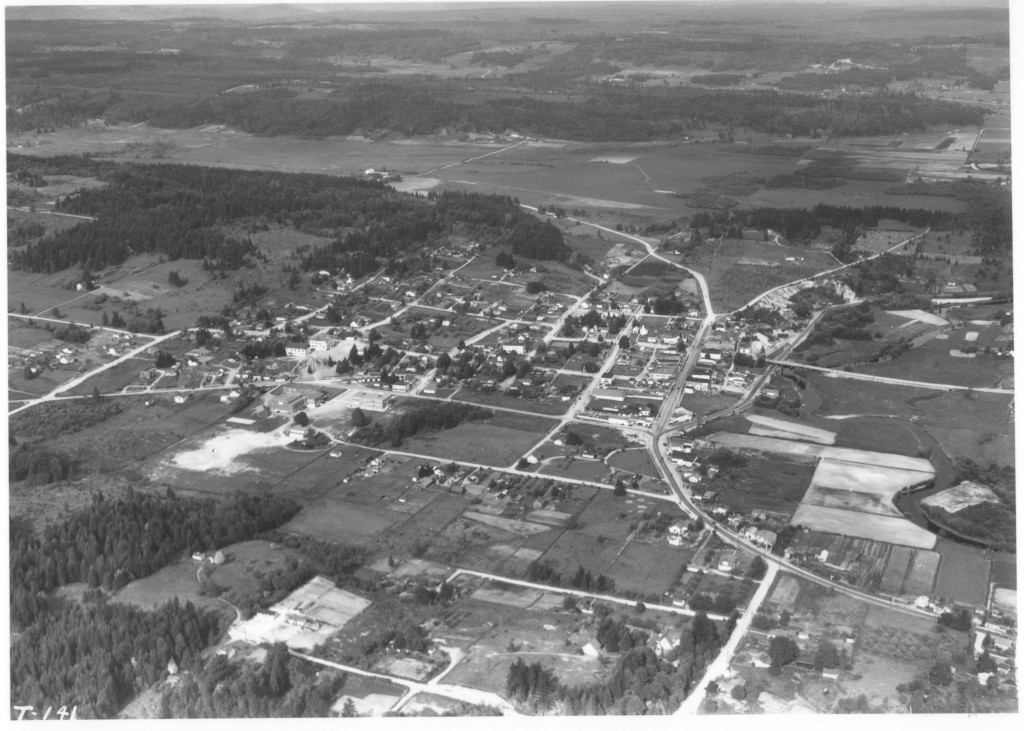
[745,414,835,445]
[707,432,932,471]
[920,482,999,513]
[809,459,934,501]
[229,576,370,651]
[888,309,949,327]
[464,510,551,536]
[389,177,440,193]
[790,504,937,549]
[378,657,434,681]
[524,508,572,526]
[590,155,637,164]
[387,558,452,580]
[471,584,544,609]
[162,427,292,474]
[331,693,400,717]
[767,574,801,607]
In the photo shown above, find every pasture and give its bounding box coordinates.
[708,452,816,516]
[399,410,555,467]
[932,538,991,606]
[789,504,937,549]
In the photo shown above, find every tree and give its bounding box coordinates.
[167,270,187,287]
[293,411,309,427]
[341,698,359,717]
[730,684,747,701]
[929,660,953,686]
[525,280,545,294]
[768,635,799,671]
[613,480,627,497]
[51,306,62,317]
[565,430,583,446]
[618,335,630,349]
[155,350,175,368]
[814,640,840,671]
[92,386,101,402]
[350,408,369,428]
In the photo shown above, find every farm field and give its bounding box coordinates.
[790,504,937,549]
[111,539,305,619]
[452,385,571,416]
[607,447,661,479]
[932,538,991,606]
[676,239,837,312]
[852,336,1013,389]
[805,376,1014,468]
[704,452,816,516]
[438,594,615,695]
[398,411,555,467]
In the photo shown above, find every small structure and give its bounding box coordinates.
[213,550,226,566]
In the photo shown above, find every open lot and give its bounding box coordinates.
[677,239,837,312]
[112,539,305,619]
[790,504,936,549]
[704,452,816,516]
[807,376,1014,468]
[932,538,991,606]
[399,410,555,467]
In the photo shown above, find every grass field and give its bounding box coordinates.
[400,411,555,467]
[539,457,613,482]
[807,376,1014,468]
[607,447,661,479]
[932,537,991,605]
[853,338,1012,389]
[452,386,570,415]
[708,452,816,515]
[677,239,836,312]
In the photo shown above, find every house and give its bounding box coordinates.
[285,346,307,358]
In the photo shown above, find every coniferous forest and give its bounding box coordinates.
[7,154,569,277]
[8,490,302,718]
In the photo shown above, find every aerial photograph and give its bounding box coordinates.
[4,0,1017,721]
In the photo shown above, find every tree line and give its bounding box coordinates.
[10,489,301,626]
[157,642,345,718]
[352,402,492,447]
[11,597,222,719]
[507,609,728,714]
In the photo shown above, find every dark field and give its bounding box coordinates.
[707,452,817,515]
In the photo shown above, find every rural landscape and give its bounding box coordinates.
[5,0,1016,721]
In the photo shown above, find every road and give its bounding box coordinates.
[446,568,729,621]
[728,228,928,315]
[675,562,779,715]
[9,329,181,416]
[411,139,528,178]
[768,358,1014,395]
[290,649,521,715]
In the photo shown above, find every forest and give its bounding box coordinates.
[9,398,125,439]
[352,401,493,447]
[8,442,79,485]
[7,155,568,277]
[157,642,344,718]
[10,597,223,719]
[9,489,301,626]
[9,69,986,141]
